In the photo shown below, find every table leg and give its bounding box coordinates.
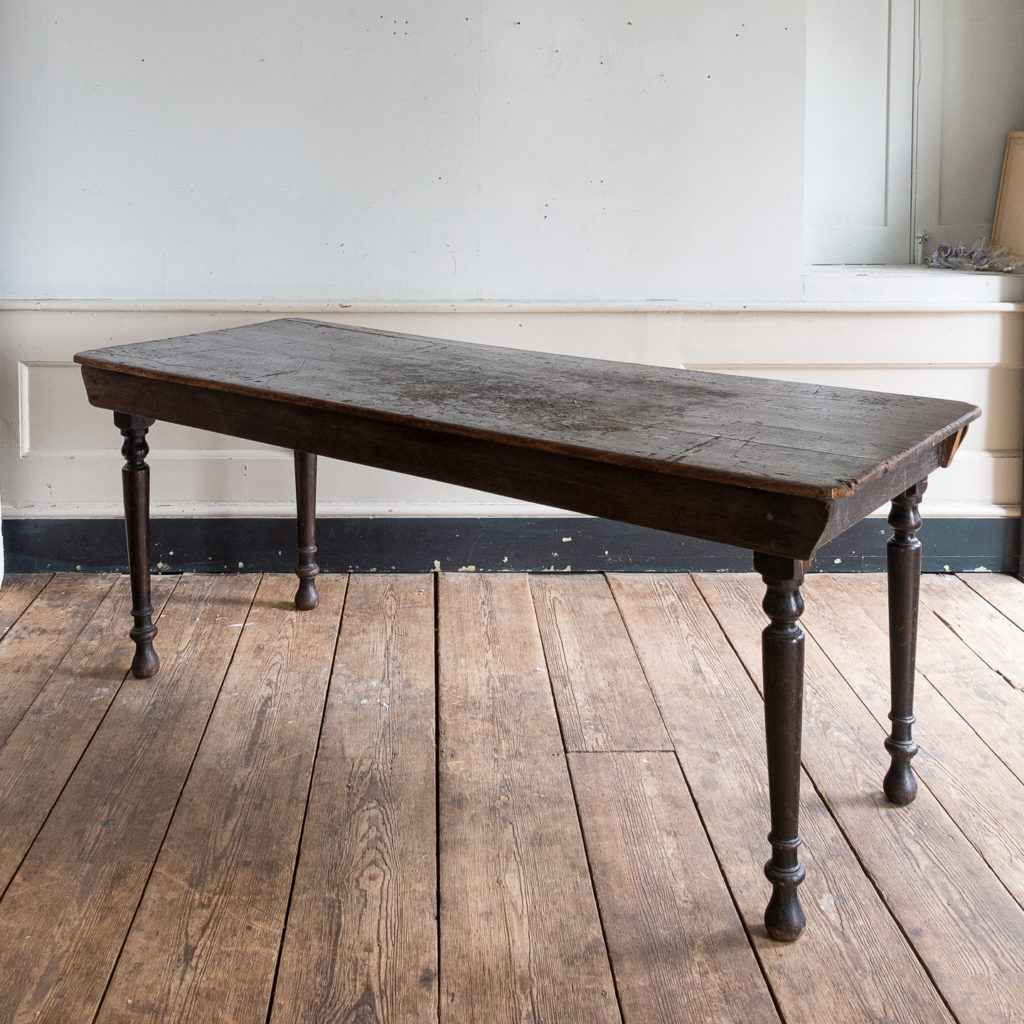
[294,451,320,610]
[884,480,926,805]
[754,552,807,942]
[114,412,159,679]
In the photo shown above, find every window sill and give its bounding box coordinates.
[803,265,1024,308]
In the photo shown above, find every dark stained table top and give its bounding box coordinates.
[76,317,980,559]
[76,317,979,501]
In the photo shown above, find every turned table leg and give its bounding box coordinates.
[884,480,926,805]
[294,451,320,610]
[754,552,807,942]
[115,412,159,679]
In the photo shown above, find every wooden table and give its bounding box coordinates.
[75,316,980,943]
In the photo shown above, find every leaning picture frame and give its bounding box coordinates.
[992,131,1024,256]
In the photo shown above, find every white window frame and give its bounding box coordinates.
[805,0,1021,266]
[805,0,917,265]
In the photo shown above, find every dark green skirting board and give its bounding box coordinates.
[2,516,1019,575]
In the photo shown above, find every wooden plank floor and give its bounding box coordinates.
[1,570,1022,1024]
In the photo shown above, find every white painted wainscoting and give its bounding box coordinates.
[1,298,1020,527]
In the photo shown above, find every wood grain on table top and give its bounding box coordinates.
[75,317,980,501]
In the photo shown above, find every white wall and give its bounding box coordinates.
[0,0,805,302]
[0,1,1021,526]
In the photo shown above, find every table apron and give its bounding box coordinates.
[82,367,945,561]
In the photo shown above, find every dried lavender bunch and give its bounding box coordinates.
[927,239,1024,273]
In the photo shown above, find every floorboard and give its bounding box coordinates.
[958,571,1024,629]
[615,573,954,1024]
[697,573,1024,1024]
[438,574,620,1024]
[920,573,1024,691]
[842,573,1024,786]
[531,574,671,753]
[802,575,1024,909]
[570,750,780,1024]
[0,575,178,890]
[270,574,438,1024]
[1,569,1023,1023]
[0,573,118,744]
[96,574,345,1024]
[0,575,259,1023]
[0,573,52,639]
